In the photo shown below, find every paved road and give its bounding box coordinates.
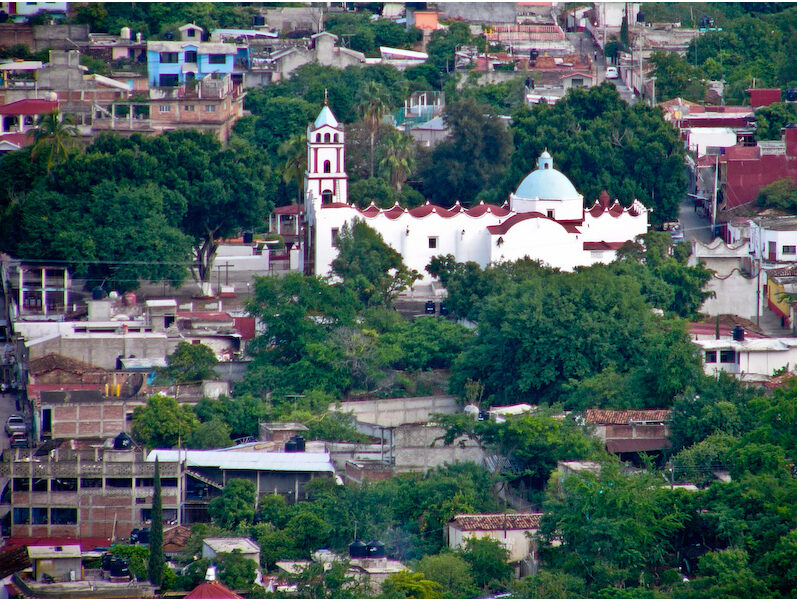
[678,197,714,244]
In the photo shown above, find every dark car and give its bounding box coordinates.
[425,300,436,314]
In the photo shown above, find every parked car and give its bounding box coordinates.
[9,432,27,448]
[5,415,25,435]
[605,66,619,79]
[425,300,436,314]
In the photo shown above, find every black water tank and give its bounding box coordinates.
[101,553,113,570]
[366,540,386,557]
[243,231,254,244]
[285,439,298,452]
[253,14,265,26]
[293,435,306,452]
[786,87,797,102]
[732,326,744,341]
[349,540,367,558]
[113,432,133,450]
[92,286,105,300]
[137,528,150,544]
[110,557,129,577]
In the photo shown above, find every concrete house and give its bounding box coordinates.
[447,513,543,576]
[202,538,261,566]
[584,409,671,456]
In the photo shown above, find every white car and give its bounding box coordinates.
[605,66,619,79]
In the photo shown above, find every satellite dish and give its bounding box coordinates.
[121,373,144,398]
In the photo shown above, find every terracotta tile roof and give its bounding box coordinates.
[450,513,543,531]
[28,353,106,377]
[163,525,192,553]
[0,99,58,115]
[585,409,670,425]
[184,580,246,599]
[0,547,31,579]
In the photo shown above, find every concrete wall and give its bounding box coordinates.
[701,270,760,320]
[27,334,169,370]
[332,395,459,427]
[33,25,89,51]
[448,526,535,564]
[393,424,484,472]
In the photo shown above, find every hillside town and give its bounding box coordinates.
[0,2,796,599]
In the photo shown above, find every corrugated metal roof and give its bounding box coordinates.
[146,449,335,472]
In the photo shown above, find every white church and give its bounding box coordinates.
[298,103,649,278]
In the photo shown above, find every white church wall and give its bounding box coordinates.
[510,194,584,221]
[701,270,760,321]
[491,218,585,271]
[582,210,648,243]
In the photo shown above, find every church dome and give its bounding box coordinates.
[514,151,579,201]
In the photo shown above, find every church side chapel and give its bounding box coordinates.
[300,103,649,279]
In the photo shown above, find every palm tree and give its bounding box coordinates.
[278,133,307,203]
[357,81,391,179]
[379,131,415,192]
[29,110,78,173]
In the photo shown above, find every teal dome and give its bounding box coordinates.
[514,151,579,201]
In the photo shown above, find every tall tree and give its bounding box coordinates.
[358,81,392,178]
[379,131,415,192]
[148,458,164,587]
[30,110,79,173]
[331,219,420,307]
[279,133,308,203]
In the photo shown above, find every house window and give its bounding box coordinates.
[158,74,179,87]
[12,508,30,525]
[80,478,102,488]
[571,77,584,88]
[106,477,132,488]
[32,478,47,492]
[720,349,736,364]
[704,350,717,363]
[323,160,331,173]
[783,245,796,255]
[428,236,438,249]
[186,28,196,38]
[32,507,48,525]
[204,105,216,113]
[159,105,170,113]
[547,209,555,219]
[51,478,77,492]
[332,228,340,245]
[208,54,227,64]
[51,507,77,525]
[13,478,29,492]
[322,190,333,205]
[184,50,197,63]
[185,105,195,112]
[159,52,178,64]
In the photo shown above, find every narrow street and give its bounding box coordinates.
[678,197,714,244]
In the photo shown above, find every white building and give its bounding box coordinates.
[747,216,797,264]
[696,336,797,381]
[300,105,649,279]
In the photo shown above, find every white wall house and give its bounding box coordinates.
[696,336,797,381]
[447,513,542,569]
[749,216,797,264]
[301,105,649,279]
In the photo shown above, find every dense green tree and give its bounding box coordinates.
[111,545,149,582]
[511,570,586,599]
[505,84,687,223]
[757,178,797,212]
[358,81,393,179]
[381,571,443,599]
[332,219,420,308]
[649,51,707,103]
[458,537,512,591]
[216,550,259,592]
[148,458,164,586]
[132,394,199,448]
[187,417,231,449]
[418,98,512,206]
[673,549,773,599]
[754,103,797,140]
[157,341,218,384]
[208,479,257,529]
[379,131,416,192]
[416,553,476,599]
[349,177,400,209]
[194,394,269,440]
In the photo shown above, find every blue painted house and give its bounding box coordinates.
[146,24,237,87]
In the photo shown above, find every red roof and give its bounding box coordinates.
[0,99,58,115]
[272,205,301,215]
[2,537,111,553]
[0,132,32,149]
[184,580,246,599]
[486,212,582,235]
[450,513,543,531]
[585,409,670,425]
[233,316,256,341]
[583,241,625,251]
[687,322,767,339]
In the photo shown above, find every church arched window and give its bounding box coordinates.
[316,133,321,142]
[544,163,549,169]
[322,190,333,204]
[324,132,330,142]
[333,133,339,142]
[323,160,331,173]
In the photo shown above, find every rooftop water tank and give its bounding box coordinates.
[349,540,367,558]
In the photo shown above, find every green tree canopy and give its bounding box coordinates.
[458,537,512,591]
[208,479,257,529]
[157,341,219,384]
[132,393,199,448]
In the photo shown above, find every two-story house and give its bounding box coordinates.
[146,24,236,88]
